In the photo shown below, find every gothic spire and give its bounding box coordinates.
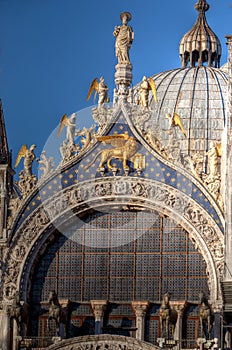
[0,100,11,166]
[179,0,221,68]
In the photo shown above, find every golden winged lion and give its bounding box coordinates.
[138,76,157,107]
[86,77,110,107]
[14,144,36,176]
[166,112,187,138]
[85,133,140,171]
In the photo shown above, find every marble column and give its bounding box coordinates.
[0,309,10,350]
[132,301,149,340]
[172,301,187,350]
[212,301,223,349]
[90,300,108,335]
[224,35,232,280]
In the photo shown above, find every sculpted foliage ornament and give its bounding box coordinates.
[38,150,55,180]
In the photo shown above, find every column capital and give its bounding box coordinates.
[171,301,188,316]
[211,300,223,313]
[90,300,108,319]
[132,301,149,317]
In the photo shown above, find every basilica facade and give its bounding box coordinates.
[0,1,232,349]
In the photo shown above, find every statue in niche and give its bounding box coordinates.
[199,292,214,339]
[159,292,177,339]
[86,77,110,107]
[202,141,221,201]
[113,12,134,65]
[204,141,221,181]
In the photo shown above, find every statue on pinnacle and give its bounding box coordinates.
[113,12,134,65]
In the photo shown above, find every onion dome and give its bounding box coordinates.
[179,0,222,68]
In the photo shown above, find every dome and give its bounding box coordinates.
[134,1,227,157]
[146,66,228,155]
[179,0,222,68]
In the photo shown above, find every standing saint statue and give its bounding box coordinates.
[113,12,134,65]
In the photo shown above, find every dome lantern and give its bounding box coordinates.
[179,0,221,68]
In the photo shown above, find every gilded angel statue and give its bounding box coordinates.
[138,76,157,107]
[14,144,37,176]
[86,77,110,107]
[166,112,187,138]
[57,113,76,145]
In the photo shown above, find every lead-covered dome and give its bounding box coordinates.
[134,0,228,157]
[149,66,228,154]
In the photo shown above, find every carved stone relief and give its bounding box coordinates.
[44,334,161,350]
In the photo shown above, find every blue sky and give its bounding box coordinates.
[0,0,231,175]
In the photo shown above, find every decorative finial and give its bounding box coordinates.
[194,0,209,13]
[179,0,221,68]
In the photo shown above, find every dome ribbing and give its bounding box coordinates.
[179,0,222,68]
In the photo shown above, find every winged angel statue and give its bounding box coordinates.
[14,144,37,176]
[138,76,157,108]
[85,133,144,172]
[57,113,77,145]
[166,112,187,138]
[86,77,110,107]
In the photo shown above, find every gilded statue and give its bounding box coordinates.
[166,112,187,138]
[138,76,157,107]
[57,113,77,145]
[85,133,139,171]
[113,12,134,65]
[14,144,37,177]
[86,77,110,107]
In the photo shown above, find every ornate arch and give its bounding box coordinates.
[1,177,224,305]
[46,334,160,350]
